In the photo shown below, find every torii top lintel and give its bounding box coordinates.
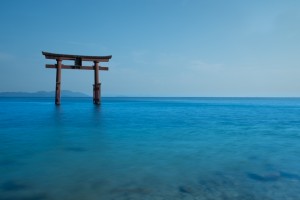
[42,51,112,62]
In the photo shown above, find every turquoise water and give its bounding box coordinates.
[1,97,300,200]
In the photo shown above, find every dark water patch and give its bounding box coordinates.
[110,187,151,196]
[279,171,300,180]
[0,159,18,166]
[0,193,48,200]
[247,171,300,182]
[178,185,194,194]
[1,180,29,191]
[63,147,87,152]
[247,172,280,182]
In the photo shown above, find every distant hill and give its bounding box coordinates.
[0,90,90,97]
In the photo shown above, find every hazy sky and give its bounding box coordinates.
[0,0,299,97]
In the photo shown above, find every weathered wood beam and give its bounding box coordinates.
[44,57,111,62]
[93,61,100,105]
[42,51,112,62]
[46,64,109,71]
[55,59,62,105]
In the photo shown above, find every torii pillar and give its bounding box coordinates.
[93,61,101,105]
[55,59,62,105]
[42,51,112,105]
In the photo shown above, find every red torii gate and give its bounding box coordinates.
[42,51,112,105]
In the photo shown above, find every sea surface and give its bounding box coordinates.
[1,97,300,200]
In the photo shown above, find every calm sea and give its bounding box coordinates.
[1,97,300,200]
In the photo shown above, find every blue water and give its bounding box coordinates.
[1,97,300,200]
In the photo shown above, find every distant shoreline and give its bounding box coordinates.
[0,90,90,98]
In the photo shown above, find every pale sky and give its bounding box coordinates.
[0,0,299,97]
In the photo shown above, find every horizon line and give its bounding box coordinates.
[2,96,300,98]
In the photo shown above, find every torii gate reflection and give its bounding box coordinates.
[42,51,112,105]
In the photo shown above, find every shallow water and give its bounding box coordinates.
[1,97,300,199]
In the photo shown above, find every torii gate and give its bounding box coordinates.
[42,51,112,105]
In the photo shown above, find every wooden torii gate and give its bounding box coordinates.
[42,51,112,105]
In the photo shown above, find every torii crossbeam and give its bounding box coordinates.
[42,51,112,105]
